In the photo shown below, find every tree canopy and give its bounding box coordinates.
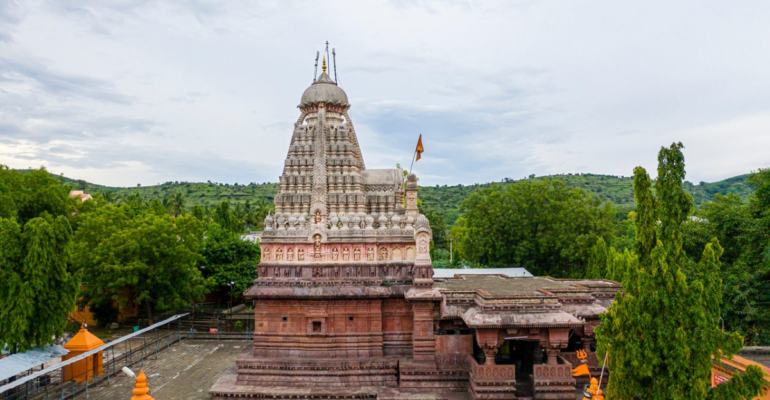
[595,143,765,400]
[0,216,79,352]
[73,204,210,324]
[450,179,615,277]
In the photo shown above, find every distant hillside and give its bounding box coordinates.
[62,173,752,225]
[419,173,752,225]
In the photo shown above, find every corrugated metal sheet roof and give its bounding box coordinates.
[433,268,533,278]
[0,345,69,381]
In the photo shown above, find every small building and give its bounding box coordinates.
[0,345,69,385]
[62,326,104,382]
[68,190,93,202]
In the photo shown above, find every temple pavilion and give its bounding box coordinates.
[210,49,620,400]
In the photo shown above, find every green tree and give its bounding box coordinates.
[0,166,72,224]
[595,143,763,400]
[0,216,79,352]
[451,179,615,277]
[586,237,609,279]
[201,223,260,297]
[214,200,242,233]
[689,170,770,344]
[73,205,210,324]
[169,192,187,218]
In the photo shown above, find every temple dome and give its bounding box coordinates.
[300,73,348,107]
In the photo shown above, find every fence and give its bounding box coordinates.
[0,313,252,400]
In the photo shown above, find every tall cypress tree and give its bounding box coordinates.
[595,143,764,400]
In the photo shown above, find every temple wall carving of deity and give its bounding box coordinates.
[210,48,621,400]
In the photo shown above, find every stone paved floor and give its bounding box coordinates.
[74,340,250,400]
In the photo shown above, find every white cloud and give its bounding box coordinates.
[0,0,769,187]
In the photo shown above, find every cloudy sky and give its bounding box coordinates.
[1,0,769,187]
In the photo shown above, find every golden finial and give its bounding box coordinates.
[130,370,155,400]
[322,56,327,74]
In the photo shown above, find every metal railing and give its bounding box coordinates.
[0,313,252,400]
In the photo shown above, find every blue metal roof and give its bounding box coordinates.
[0,345,69,382]
[433,267,533,278]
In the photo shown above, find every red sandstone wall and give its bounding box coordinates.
[253,299,386,358]
[382,299,414,357]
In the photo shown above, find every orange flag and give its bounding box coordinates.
[571,363,590,377]
[415,134,424,161]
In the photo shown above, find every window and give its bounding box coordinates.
[312,321,322,333]
[282,316,287,322]
[349,316,354,321]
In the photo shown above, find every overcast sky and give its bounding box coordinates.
[1,0,769,187]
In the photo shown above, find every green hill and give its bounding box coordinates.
[419,173,752,225]
[63,173,752,226]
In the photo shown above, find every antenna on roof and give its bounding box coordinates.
[332,48,339,85]
[313,51,319,82]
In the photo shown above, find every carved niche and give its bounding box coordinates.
[332,247,339,261]
[313,234,322,260]
[276,248,284,261]
[418,235,429,254]
[314,210,322,224]
[406,246,415,260]
[263,247,271,261]
[287,247,294,261]
[392,247,402,261]
[379,247,388,261]
[298,248,305,261]
[354,248,361,261]
[367,247,374,261]
[342,247,350,261]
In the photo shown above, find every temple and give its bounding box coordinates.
[210,50,621,400]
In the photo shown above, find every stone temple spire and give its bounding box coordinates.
[257,45,433,288]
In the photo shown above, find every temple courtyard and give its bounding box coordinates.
[72,340,249,400]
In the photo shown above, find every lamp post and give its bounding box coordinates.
[227,281,235,330]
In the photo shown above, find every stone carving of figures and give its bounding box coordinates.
[408,192,417,208]
[287,247,294,261]
[370,266,376,276]
[418,236,429,254]
[367,248,374,261]
[332,247,339,261]
[354,248,361,261]
[379,247,388,261]
[263,248,271,261]
[284,268,290,277]
[298,248,305,261]
[276,248,283,261]
[313,235,322,260]
[395,265,401,277]
[312,267,323,278]
[342,247,350,261]
[314,210,322,224]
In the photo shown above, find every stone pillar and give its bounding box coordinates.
[475,329,501,365]
[405,173,419,217]
[412,302,436,363]
[546,348,560,365]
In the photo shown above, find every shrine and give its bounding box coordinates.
[210,49,621,400]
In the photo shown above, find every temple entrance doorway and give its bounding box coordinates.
[496,340,537,377]
[497,339,538,398]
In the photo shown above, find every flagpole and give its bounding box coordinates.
[595,351,608,399]
[409,149,417,174]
